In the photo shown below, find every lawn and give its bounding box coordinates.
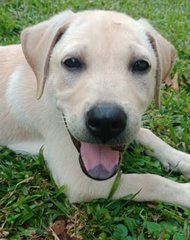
[0,0,190,239]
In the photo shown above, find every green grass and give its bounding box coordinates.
[0,0,190,239]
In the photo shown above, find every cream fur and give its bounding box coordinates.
[0,10,190,207]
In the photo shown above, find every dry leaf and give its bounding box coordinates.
[51,220,66,236]
[171,73,179,92]
[50,219,82,240]
[0,230,9,238]
[151,215,161,222]
[164,73,179,92]
[147,203,157,209]
[50,220,66,240]
[164,76,173,86]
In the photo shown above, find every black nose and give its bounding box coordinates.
[85,103,127,142]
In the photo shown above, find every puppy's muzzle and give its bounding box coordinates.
[65,103,127,181]
[85,103,127,142]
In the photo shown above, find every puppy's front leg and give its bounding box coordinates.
[135,128,190,178]
[111,173,190,208]
[67,173,190,208]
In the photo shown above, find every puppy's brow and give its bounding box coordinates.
[63,44,87,58]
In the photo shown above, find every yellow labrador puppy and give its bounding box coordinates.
[0,10,190,206]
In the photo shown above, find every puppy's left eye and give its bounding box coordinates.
[132,60,150,73]
[62,57,83,70]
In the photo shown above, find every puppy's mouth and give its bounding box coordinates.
[69,134,125,181]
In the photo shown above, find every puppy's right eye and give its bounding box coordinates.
[132,60,150,73]
[62,57,83,70]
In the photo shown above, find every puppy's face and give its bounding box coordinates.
[49,11,157,180]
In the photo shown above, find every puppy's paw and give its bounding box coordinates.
[179,154,190,179]
[164,152,190,179]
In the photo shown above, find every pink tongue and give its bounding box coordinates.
[80,142,119,178]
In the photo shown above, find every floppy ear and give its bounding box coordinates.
[21,10,74,99]
[138,19,176,108]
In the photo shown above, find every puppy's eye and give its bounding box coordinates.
[132,60,150,72]
[62,57,83,70]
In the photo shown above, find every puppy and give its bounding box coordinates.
[0,10,190,207]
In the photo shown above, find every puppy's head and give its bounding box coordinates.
[21,10,175,180]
